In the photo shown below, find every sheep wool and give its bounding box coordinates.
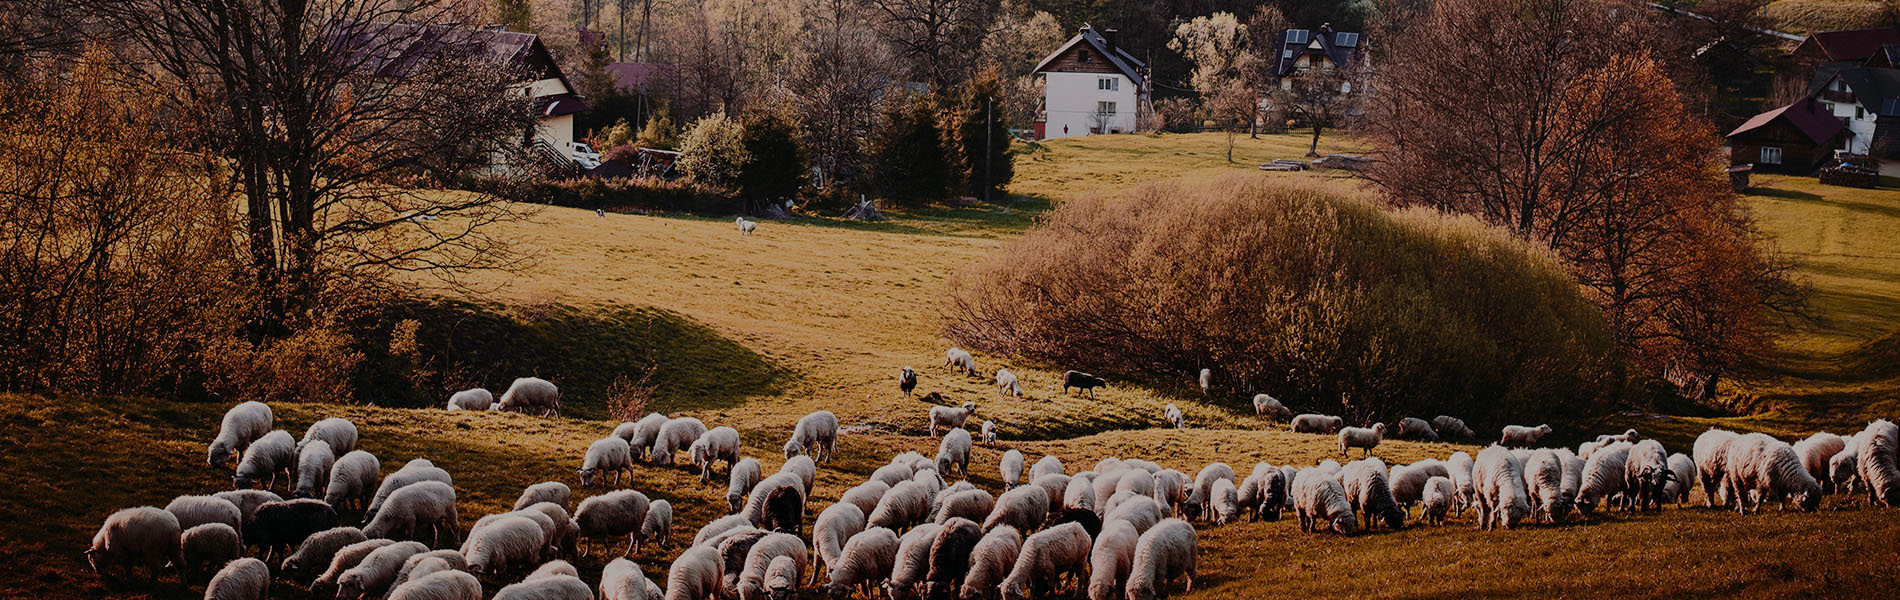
[1342,459,1404,531]
[577,489,652,558]
[929,402,978,437]
[886,523,944,600]
[691,427,743,483]
[1252,394,1292,420]
[996,369,1025,397]
[643,500,675,550]
[294,439,336,500]
[1473,445,1531,530]
[1624,439,1673,511]
[1499,424,1553,448]
[826,527,900,599]
[336,541,427,600]
[922,518,985,599]
[1421,476,1455,526]
[692,514,754,548]
[324,451,381,511]
[365,460,453,521]
[1001,450,1025,490]
[390,550,466,591]
[725,458,765,513]
[1736,435,1823,513]
[984,485,1049,532]
[1209,479,1241,525]
[280,526,366,583]
[933,488,997,525]
[652,417,709,465]
[207,401,273,468]
[1396,417,1439,441]
[1793,433,1846,494]
[312,539,395,596]
[1694,428,1742,508]
[1524,449,1567,523]
[1292,468,1355,535]
[363,481,458,548]
[666,545,725,600]
[936,427,973,478]
[165,495,243,539]
[580,437,634,488]
[493,574,591,600]
[788,410,840,463]
[599,558,653,600]
[514,481,573,512]
[497,377,561,416]
[1859,419,1900,506]
[464,516,546,577]
[1105,494,1164,535]
[812,503,866,584]
[998,522,1090,600]
[1163,403,1184,429]
[1447,451,1476,516]
[299,417,359,456]
[1432,415,1475,439]
[1291,414,1342,434]
[181,523,242,582]
[840,480,891,519]
[388,570,482,600]
[1084,520,1137,600]
[232,430,295,491]
[626,412,671,460]
[1338,424,1386,456]
[1663,453,1696,505]
[1125,519,1198,600]
[944,348,977,375]
[445,388,494,411]
[870,479,933,530]
[528,559,580,581]
[204,557,270,600]
[1578,442,1632,515]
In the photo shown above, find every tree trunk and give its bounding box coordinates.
[1307,123,1323,157]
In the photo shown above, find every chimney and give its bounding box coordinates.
[1104,29,1120,51]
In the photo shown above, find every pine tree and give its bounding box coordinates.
[958,73,1014,201]
[868,95,952,206]
[493,0,532,33]
[738,111,809,204]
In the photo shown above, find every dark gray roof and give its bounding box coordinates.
[1033,25,1146,86]
[1275,27,1366,78]
[1814,65,1900,117]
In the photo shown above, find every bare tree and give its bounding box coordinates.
[794,0,895,188]
[870,0,1000,92]
[1271,68,1355,156]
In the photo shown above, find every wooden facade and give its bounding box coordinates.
[1039,44,1124,77]
[1729,119,1838,174]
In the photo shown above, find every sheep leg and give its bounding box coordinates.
[624,535,637,558]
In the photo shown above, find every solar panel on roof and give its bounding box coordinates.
[1287,29,1309,44]
[1337,32,1360,47]
[1883,98,1900,116]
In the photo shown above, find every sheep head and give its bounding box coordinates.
[1329,512,1358,535]
[1378,506,1405,530]
[577,468,597,487]
[207,441,234,468]
[783,439,802,459]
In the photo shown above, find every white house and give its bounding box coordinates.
[1810,66,1900,157]
[1033,26,1149,140]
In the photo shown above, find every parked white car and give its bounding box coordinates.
[568,141,602,169]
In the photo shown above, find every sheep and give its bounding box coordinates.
[1663,453,1696,506]
[494,574,591,600]
[364,481,458,548]
[1338,424,1386,457]
[1794,433,1847,494]
[1061,371,1105,397]
[886,522,944,600]
[498,376,561,416]
[997,522,1090,600]
[733,532,805,600]
[933,489,997,525]
[984,485,1049,532]
[463,516,546,578]
[995,369,1025,398]
[579,437,634,488]
[1151,470,1187,512]
[336,541,428,600]
[1556,449,1586,508]
[1420,476,1454,526]
[1180,463,1235,521]
[1000,450,1025,490]
[978,421,998,447]
[1073,520,1135,600]
[1446,451,1476,515]
[1162,403,1184,429]
[232,430,295,491]
[292,439,336,500]
[1387,460,1446,512]
[1832,434,1867,498]
[514,482,572,512]
[300,417,359,456]
[1472,445,1532,530]
[1124,518,1196,600]
[871,479,934,530]
[937,427,973,478]
[600,558,655,600]
[389,570,483,600]
[165,495,243,540]
[1624,439,1674,511]
[204,557,269,600]
[1432,415,1475,439]
[763,555,801,600]
[840,480,890,519]
[577,489,652,557]
[812,503,866,586]
[652,417,709,465]
[1499,424,1553,448]
[691,427,743,482]
[737,217,758,236]
[922,517,985,600]
[624,412,671,460]
[930,402,978,437]
[1208,479,1240,525]
[788,410,841,463]
[393,550,468,590]
[782,453,821,496]
[1195,368,1212,396]
[826,527,900,599]
[178,522,242,583]
[1695,428,1741,508]
[1342,459,1404,530]
[667,545,725,600]
[208,401,274,468]
[1032,455,1065,480]
[1859,419,1900,506]
[1577,441,1631,515]
[900,366,919,398]
[1237,466,1285,522]
[1524,449,1568,523]
[248,498,339,563]
[521,502,578,558]
[282,526,366,583]
[945,348,977,376]
[1734,434,1823,513]
[1278,466,1299,512]
[1395,417,1439,441]
[693,514,755,548]
[1290,414,1343,434]
[1116,470,1156,500]
[325,451,380,511]
[210,490,281,524]
[446,388,494,411]
[1604,429,1642,444]
[762,480,809,536]
[1104,495,1163,535]
[314,539,396,596]
[874,462,915,488]
[365,459,453,522]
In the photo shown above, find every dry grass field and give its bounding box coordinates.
[7,132,1900,599]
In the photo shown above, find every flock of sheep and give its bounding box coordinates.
[81,355,1900,600]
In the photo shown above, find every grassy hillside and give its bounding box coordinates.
[1764,0,1891,34]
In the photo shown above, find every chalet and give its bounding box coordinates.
[1271,24,1369,91]
[1033,25,1149,140]
[1809,66,1900,157]
[1726,98,1846,174]
[1790,27,1900,68]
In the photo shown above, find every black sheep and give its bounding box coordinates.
[899,367,918,398]
[922,518,984,600]
[763,485,806,536]
[245,499,337,563]
[1062,371,1106,397]
[1047,507,1101,538]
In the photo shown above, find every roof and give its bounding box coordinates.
[331,22,577,97]
[1726,99,1847,144]
[605,62,677,93]
[1795,27,1900,63]
[1811,66,1900,117]
[1275,26,1366,78]
[1033,25,1146,85]
[537,93,590,118]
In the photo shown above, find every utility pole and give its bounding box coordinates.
[984,97,992,203]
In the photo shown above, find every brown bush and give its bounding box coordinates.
[943,176,1627,426]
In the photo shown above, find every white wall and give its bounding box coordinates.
[535,113,575,155]
[1824,99,1876,155]
[1040,71,1137,140]
[525,77,570,98]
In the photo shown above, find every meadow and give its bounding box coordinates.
[7,132,1900,598]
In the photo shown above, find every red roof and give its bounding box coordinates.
[1796,27,1900,62]
[1726,99,1846,145]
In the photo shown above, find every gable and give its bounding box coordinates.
[1040,43,1124,77]
[1033,27,1146,85]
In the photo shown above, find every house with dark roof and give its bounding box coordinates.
[1272,24,1368,91]
[1791,27,1900,67]
[1809,66,1900,158]
[1032,25,1150,140]
[1726,98,1847,173]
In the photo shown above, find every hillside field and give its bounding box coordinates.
[6,132,1900,599]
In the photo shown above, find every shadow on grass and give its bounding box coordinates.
[611,194,1055,238]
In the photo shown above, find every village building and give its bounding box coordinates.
[1032,25,1149,140]
[1726,98,1847,174]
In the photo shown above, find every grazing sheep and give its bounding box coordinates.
[1859,419,1900,507]
[979,421,997,446]
[984,485,1049,533]
[389,570,482,600]
[1290,414,1343,434]
[933,489,997,525]
[165,495,243,541]
[625,498,668,550]
[1104,495,1163,535]
[929,402,978,437]
[300,417,359,456]
[1624,439,1673,511]
[826,527,900,600]
[1499,424,1553,448]
[840,480,890,519]
[1525,449,1568,523]
[1663,453,1696,506]
[498,377,562,416]
[922,518,985,600]
[577,489,652,557]
[781,454,818,496]
[1081,520,1137,600]
[1420,476,1455,526]
[1125,518,1197,600]
[282,527,366,583]
[937,428,973,477]
[763,483,809,536]
[210,490,281,525]
[314,539,396,597]
[336,541,428,600]
[467,509,558,560]
[1239,467,1285,522]
[1447,451,1475,516]
[1432,416,1475,439]
[1163,404,1184,429]
[1577,441,1633,515]
[494,574,591,600]
[871,480,934,530]
[1733,434,1824,513]
[1251,394,1291,421]
[788,411,841,463]
[717,531,773,599]
[204,557,269,600]
[737,533,808,600]
[727,458,765,513]
[514,482,573,512]
[600,558,655,600]
[446,388,494,411]
[232,430,295,491]
[1603,429,1642,444]
[1032,455,1065,481]
[668,545,725,600]
[293,440,336,500]
[812,503,867,586]
[523,503,579,558]
[624,413,671,460]
[900,367,919,398]
[1472,445,1532,530]
[1000,450,1025,490]
[1061,371,1105,397]
[365,459,453,523]
[208,401,274,468]
[692,427,743,483]
[580,437,635,488]
[180,522,242,583]
[1695,428,1742,508]
[364,481,457,548]
[743,474,805,528]
[325,451,380,511]
[248,499,339,563]
[1387,460,1446,512]
[693,514,754,548]
[392,550,467,590]
[886,523,944,600]
[995,369,1025,397]
[764,554,801,600]
[737,217,757,236]
[652,417,709,466]
[963,525,1022,600]
[1556,449,1585,508]
[1181,463,1235,521]
[1395,417,1439,441]
[945,348,977,376]
[1150,470,1187,512]
[997,522,1090,600]
[1208,479,1240,525]
[1116,470,1156,502]
[1794,433,1847,494]
[1338,424,1386,457]
[1339,460,1401,531]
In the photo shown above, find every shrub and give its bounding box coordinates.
[738,110,808,205]
[466,175,740,214]
[678,111,747,187]
[867,94,953,205]
[943,175,1627,427]
[637,110,678,150]
[1156,97,1200,133]
[202,326,364,405]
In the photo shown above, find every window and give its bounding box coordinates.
[1098,77,1119,91]
[1097,101,1117,115]
[1078,50,1091,63]
[1283,49,1294,59]
[1760,146,1782,165]
[1858,106,1867,120]
[1287,29,1309,44]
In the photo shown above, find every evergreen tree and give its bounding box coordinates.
[868,95,952,206]
[958,73,1014,201]
[738,111,809,204]
[493,0,533,33]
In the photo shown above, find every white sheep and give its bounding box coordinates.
[781,455,818,496]
[981,421,997,445]
[313,539,396,596]
[294,439,336,500]
[1084,520,1137,600]
[1252,394,1291,420]
[526,559,578,581]
[300,417,359,456]
[936,427,973,478]
[929,401,977,437]
[997,522,1090,600]
[668,545,725,600]
[1472,445,1531,530]
[1116,470,1156,499]
[1577,441,1631,514]
[812,503,866,586]
[727,458,764,513]
[692,514,754,548]
[1125,518,1197,600]
[744,473,807,534]
[1734,434,1823,512]
[1663,453,1696,506]
[963,525,1022,600]
[181,523,242,582]
[1290,414,1344,434]
[1624,439,1673,511]
[498,376,561,416]
[933,489,997,524]
[325,450,380,511]
[1832,434,1866,498]
[1387,460,1446,512]
[995,369,1024,397]
[365,459,453,521]
[1105,494,1164,535]
[870,480,933,530]
[599,558,655,600]
[1447,451,1475,516]
[944,348,976,376]
[825,527,899,599]
[984,485,1049,532]
[1556,449,1585,509]
[1793,433,1846,494]
[1499,424,1553,448]
[1209,478,1240,525]
[641,499,675,550]
[164,495,243,539]
[208,401,273,468]
[494,574,591,600]
[1337,424,1386,457]
[210,489,281,523]
[764,554,800,599]
[445,388,494,411]
[281,527,367,583]
[1001,449,1025,490]
[392,550,466,590]
[336,541,428,600]
[363,481,459,547]
[1152,470,1188,512]
[577,489,652,557]
[691,427,742,483]
[1420,476,1454,526]
[1694,428,1741,508]
[738,532,806,600]
[873,462,914,488]
[886,523,943,600]
[624,412,671,460]
[580,437,635,488]
[389,570,482,600]
[787,410,840,463]
[1524,449,1567,523]
[1197,368,1212,396]
[735,216,758,235]
[521,503,579,558]
[232,430,295,491]
[514,482,573,512]
[205,557,270,600]
[1184,463,1235,521]
[1032,455,1065,480]
[653,417,709,465]
[1859,419,1900,506]
[1162,403,1184,429]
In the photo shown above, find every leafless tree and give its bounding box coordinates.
[794,0,896,188]
[870,0,1000,92]
[1271,69,1356,156]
